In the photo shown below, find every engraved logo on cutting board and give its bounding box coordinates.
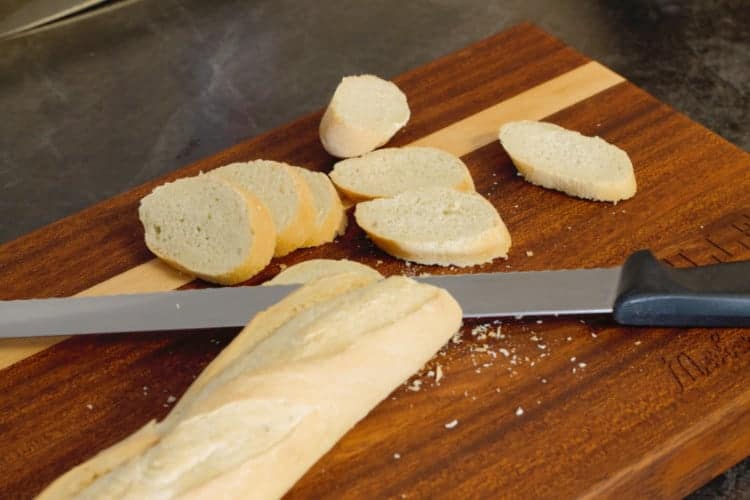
[659,210,750,393]
[663,332,750,393]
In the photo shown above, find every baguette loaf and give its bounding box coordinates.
[319,74,410,158]
[38,274,461,499]
[264,258,383,285]
[355,186,512,266]
[498,120,637,202]
[329,146,475,202]
[138,175,276,285]
[210,160,316,257]
[292,167,347,247]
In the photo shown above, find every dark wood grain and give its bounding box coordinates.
[1,23,750,499]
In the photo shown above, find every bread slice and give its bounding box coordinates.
[319,74,410,158]
[355,186,511,266]
[264,259,383,285]
[210,160,316,257]
[329,146,475,202]
[39,275,462,499]
[498,120,637,202]
[292,167,347,246]
[138,175,276,285]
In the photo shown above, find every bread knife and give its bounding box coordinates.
[1,250,749,338]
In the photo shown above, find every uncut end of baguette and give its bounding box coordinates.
[330,146,476,201]
[499,120,637,203]
[355,187,512,267]
[138,176,276,285]
[319,74,410,158]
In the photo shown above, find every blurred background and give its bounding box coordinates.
[0,0,748,497]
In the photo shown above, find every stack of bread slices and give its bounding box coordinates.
[139,160,347,285]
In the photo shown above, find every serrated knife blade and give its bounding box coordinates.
[0,267,620,338]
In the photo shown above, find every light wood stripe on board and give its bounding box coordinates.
[0,60,624,370]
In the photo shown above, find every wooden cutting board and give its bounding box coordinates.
[2,23,749,499]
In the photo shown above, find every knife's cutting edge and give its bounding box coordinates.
[0,267,623,338]
[0,284,301,338]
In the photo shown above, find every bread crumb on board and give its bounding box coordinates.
[444,419,459,429]
[435,364,444,384]
[515,406,524,417]
[406,379,422,392]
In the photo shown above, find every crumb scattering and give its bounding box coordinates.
[515,406,524,417]
[393,453,401,460]
[526,250,534,257]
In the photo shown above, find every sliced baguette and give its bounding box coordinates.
[264,258,383,285]
[138,175,276,285]
[39,276,462,500]
[210,160,316,257]
[329,146,475,202]
[292,167,347,246]
[498,120,637,202]
[355,186,511,266]
[319,74,410,158]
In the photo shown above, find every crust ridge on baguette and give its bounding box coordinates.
[263,259,383,286]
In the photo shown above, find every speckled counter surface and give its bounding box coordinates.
[0,0,748,497]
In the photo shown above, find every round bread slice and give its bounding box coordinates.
[319,74,410,158]
[210,161,316,257]
[138,175,276,285]
[292,167,347,247]
[355,187,511,267]
[329,147,475,202]
[264,259,383,286]
[498,120,637,202]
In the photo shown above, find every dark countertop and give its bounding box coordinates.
[0,0,748,497]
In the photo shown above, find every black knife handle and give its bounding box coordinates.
[613,250,750,327]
